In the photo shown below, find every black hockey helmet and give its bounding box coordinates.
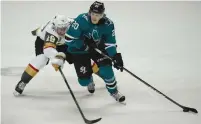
[89,1,105,14]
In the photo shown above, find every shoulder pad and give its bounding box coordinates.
[77,13,89,23]
[75,13,90,30]
[80,13,90,22]
[104,17,114,26]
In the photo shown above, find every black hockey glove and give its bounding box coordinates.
[84,37,97,53]
[113,53,124,72]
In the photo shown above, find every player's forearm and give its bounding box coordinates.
[106,47,117,57]
[105,43,117,57]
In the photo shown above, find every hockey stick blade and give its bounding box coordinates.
[84,118,102,124]
[183,106,198,113]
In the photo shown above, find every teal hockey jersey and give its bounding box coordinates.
[65,13,117,57]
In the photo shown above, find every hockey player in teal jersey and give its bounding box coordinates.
[65,1,125,102]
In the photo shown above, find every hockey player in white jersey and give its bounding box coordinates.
[14,15,74,95]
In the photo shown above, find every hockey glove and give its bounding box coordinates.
[84,37,97,53]
[51,52,66,71]
[113,53,124,72]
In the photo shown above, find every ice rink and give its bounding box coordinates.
[1,1,201,124]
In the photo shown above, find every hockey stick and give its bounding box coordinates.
[58,68,102,124]
[94,48,198,114]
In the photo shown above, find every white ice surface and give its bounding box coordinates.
[1,1,201,124]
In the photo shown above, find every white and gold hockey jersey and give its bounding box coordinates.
[33,18,74,46]
[31,17,74,59]
[26,16,74,72]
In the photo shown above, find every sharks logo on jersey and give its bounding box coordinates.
[84,29,101,43]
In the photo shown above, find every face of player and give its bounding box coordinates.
[90,12,104,24]
[56,27,67,36]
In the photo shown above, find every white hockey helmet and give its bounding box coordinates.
[53,15,69,36]
[53,15,69,28]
